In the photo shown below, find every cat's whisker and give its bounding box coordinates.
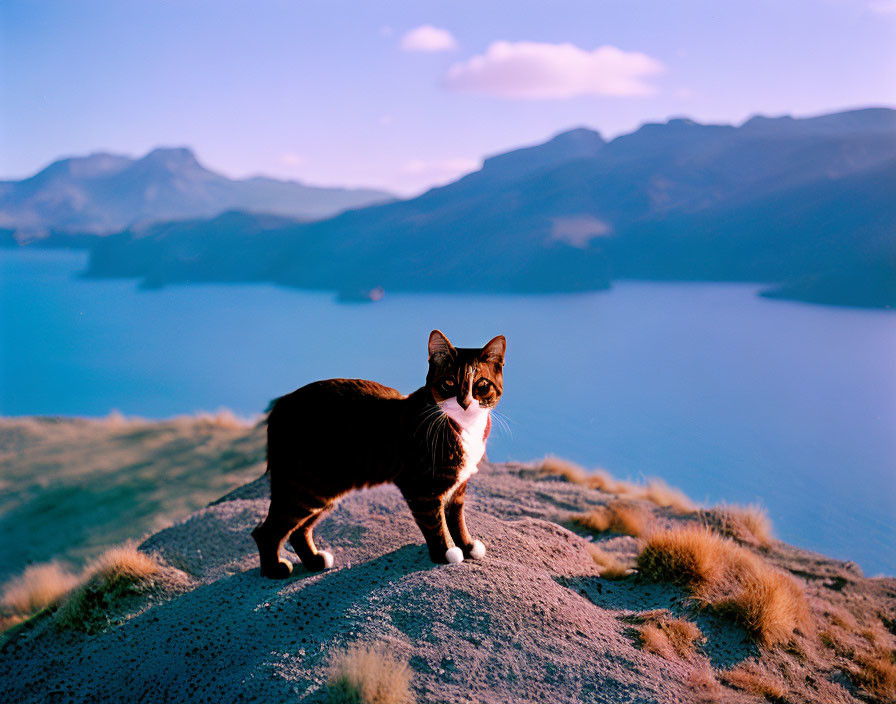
[490,410,513,439]
[437,415,450,474]
[415,404,444,438]
[419,405,448,473]
[429,417,441,466]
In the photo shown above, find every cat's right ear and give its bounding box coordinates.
[428,329,455,362]
[481,335,506,366]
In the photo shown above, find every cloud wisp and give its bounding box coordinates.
[402,157,480,177]
[867,0,896,14]
[444,41,664,99]
[401,25,458,52]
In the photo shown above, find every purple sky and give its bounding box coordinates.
[2,0,895,195]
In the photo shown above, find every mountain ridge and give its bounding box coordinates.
[17,107,896,308]
[0,147,395,241]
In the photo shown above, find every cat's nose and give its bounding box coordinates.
[457,395,471,410]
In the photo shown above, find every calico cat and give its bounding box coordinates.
[252,330,506,578]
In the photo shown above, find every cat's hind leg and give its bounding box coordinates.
[447,482,486,559]
[288,505,335,572]
[252,502,311,579]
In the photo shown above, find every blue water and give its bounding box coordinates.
[2,250,895,575]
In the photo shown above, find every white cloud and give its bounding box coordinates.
[401,25,458,52]
[444,41,664,99]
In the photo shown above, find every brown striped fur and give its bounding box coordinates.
[252,330,506,578]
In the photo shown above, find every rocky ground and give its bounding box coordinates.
[1,423,894,703]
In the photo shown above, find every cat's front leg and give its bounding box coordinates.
[402,492,463,564]
[446,482,486,559]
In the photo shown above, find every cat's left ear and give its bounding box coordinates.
[428,329,455,362]
[481,335,506,366]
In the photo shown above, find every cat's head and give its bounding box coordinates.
[426,330,506,411]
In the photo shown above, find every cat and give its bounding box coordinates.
[252,330,506,578]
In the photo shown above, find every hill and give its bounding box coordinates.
[82,108,896,307]
[0,147,394,243]
[0,414,265,583]
[1,417,894,703]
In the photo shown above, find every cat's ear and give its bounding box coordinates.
[481,335,506,365]
[428,329,455,362]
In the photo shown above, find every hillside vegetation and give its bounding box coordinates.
[1,419,894,703]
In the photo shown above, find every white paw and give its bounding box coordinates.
[468,540,486,559]
[320,550,334,569]
[445,546,464,564]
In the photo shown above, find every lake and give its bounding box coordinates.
[2,249,894,575]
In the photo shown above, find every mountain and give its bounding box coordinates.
[84,108,896,307]
[0,147,394,242]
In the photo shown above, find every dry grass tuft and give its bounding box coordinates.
[55,545,160,632]
[720,661,788,701]
[326,643,414,704]
[704,503,774,547]
[586,544,634,580]
[650,617,703,661]
[826,606,857,631]
[537,456,590,485]
[848,648,896,701]
[639,479,696,514]
[570,500,651,537]
[637,524,728,586]
[685,665,725,702]
[1,562,80,623]
[627,610,704,661]
[816,606,896,700]
[537,457,696,513]
[86,545,160,583]
[705,567,809,648]
[638,526,810,646]
[1,546,164,634]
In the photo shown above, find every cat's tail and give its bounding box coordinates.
[258,396,284,473]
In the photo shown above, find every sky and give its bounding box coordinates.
[2,0,895,195]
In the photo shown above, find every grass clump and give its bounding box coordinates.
[55,545,161,632]
[847,648,896,701]
[326,643,414,704]
[639,479,695,514]
[570,500,651,537]
[703,503,774,548]
[719,660,788,701]
[586,544,634,580]
[537,457,695,514]
[537,456,592,485]
[638,526,810,646]
[624,610,704,661]
[1,562,80,630]
[2,545,165,635]
[637,524,727,586]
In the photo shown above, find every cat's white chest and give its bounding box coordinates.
[457,421,487,482]
[441,399,489,483]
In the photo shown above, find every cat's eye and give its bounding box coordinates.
[441,378,456,388]
[475,379,492,392]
